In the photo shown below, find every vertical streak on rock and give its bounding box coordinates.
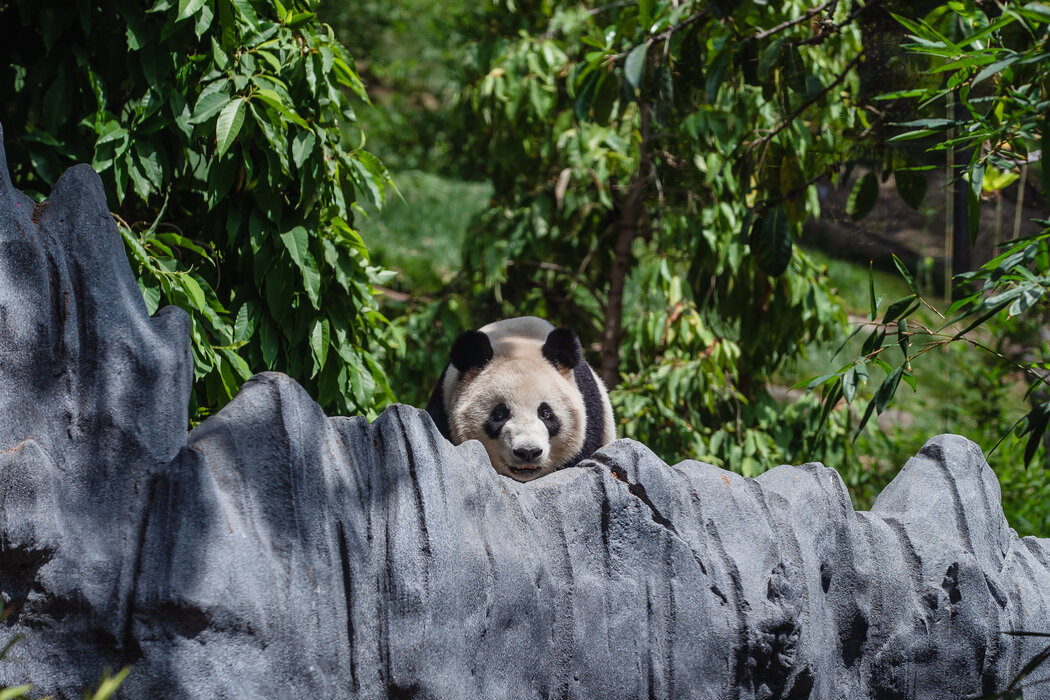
[336,521,359,693]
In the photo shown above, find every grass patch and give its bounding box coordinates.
[358,170,492,291]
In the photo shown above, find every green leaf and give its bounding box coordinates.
[705,46,732,102]
[279,226,322,308]
[252,87,310,128]
[883,294,917,324]
[1020,2,1050,24]
[191,83,231,124]
[177,0,206,21]
[229,0,258,23]
[215,98,246,158]
[892,254,920,295]
[292,129,316,169]
[285,11,316,28]
[887,128,941,142]
[781,43,806,94]
[895,169,927,209]
[846,172,878,221]
[1022,403,1050,467]
[757,38,783,82]
[0,685,34,700]
[1044,115,1050,207]
[260,318,279,369]
[967,183,981,248]
[868,261,877,321]
[972,53,1021,86]
[180,274,207,310]
[842,366,860,403]
[219,347,253,382]
[1008,284,1044,316]
[280,225,311,269]
[898,318,910,360]
[234,301,258,342]
[309,317,330,377]
[639,0,653,30]
[751,206,793,276]
[85,666,131,700]
[874,366,904,414]
[625,43,648,91]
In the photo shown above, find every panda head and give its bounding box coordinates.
[447,327,587,482]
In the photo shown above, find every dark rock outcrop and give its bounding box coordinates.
[1,126,1049,699]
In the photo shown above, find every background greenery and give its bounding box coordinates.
[2,1,1050,693]
[1,0,1047,538]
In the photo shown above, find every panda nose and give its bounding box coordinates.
[513,446,542,462]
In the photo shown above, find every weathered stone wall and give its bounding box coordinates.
[1,126,1049,698]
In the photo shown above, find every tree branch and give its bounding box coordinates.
[600,101,652,387]
[744,50,865,158]
[754,1,838,41]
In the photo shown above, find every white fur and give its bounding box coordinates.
[442,317,614,482]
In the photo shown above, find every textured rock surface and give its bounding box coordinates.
[1,127,1050,699]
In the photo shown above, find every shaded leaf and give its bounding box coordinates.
[847,172,878,221]
[751,206,793,276]
[895,169,927,209]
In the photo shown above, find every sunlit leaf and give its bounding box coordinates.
[214,98,245,158]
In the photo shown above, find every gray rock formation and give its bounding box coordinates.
[1,125,1049,699]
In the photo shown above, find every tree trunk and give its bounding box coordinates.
[599,102,651,388]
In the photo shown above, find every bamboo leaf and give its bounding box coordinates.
[868,261,877,320]
[973,53,1021,86]
[892,254,920,295]
[883,294,917,325]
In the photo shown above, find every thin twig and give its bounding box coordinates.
[754,1,838,41]
[507,259,606,305]
[798,0,885,46]
[746,51,865,156]
[587,0,634,16]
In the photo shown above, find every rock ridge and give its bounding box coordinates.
[1,125,1049,698]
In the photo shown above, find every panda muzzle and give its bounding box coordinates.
[510,463,540,473]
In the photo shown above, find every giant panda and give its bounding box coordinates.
[425,316,616,482]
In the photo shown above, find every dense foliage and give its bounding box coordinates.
[0,0,393,419]
[378,0,913,473]
[808,2,1050,467]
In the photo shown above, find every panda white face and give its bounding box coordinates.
[450,357,586,481]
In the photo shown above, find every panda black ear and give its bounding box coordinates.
[450,329,493,373]
[542,327,582,370]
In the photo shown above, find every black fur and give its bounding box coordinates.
[567,363,607,468]
[424,365,452,440]
[538,402,560,437]
[426,323,609,470]
[484,403,510,439]
[450,330,493,373]
[542,328,582,370]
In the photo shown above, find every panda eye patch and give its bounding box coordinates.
[484,403,510,439]
[538,402,560,437]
